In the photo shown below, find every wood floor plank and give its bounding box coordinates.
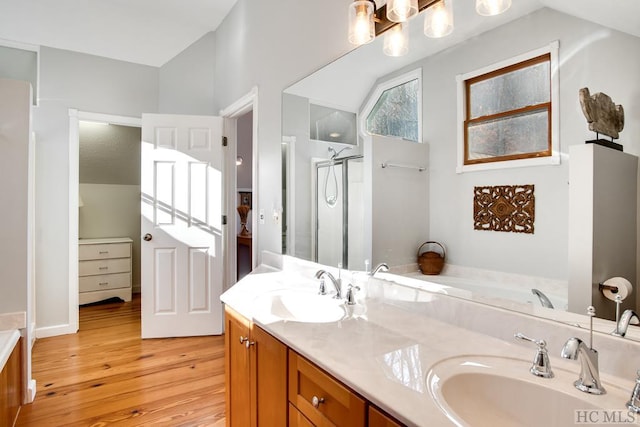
[16,295,227,426]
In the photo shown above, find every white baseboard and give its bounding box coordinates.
[36,323,78,338]
[25,379,36,403]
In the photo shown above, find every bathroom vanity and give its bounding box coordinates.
[0,331,22,427]
[221,255,640,426]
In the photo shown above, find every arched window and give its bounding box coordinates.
[360,69,422,143]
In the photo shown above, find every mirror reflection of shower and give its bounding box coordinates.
[324,146,352,208]
[315,146,364,270]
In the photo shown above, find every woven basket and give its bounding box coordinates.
[417,241,445,275]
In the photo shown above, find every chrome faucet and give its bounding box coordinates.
[612,309,640,337]
[627,370,640,413]
[369,263,389,276]
[561,306,606,395]
[531,288,554,309]
[514,333,554,378]
[561,337,606,394]
[315,270,342,299]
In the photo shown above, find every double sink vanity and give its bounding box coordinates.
[221,253,640,426]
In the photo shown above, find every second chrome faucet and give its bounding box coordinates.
[561,306,606,395]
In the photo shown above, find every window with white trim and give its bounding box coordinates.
[361,69,422,143]
[457,42,559,173]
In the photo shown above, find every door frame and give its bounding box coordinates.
[68,110,141,333]
[220,86,258,291]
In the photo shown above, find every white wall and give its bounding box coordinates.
[0,78,31,314]
[370,136,429,267]
[213,0,353,263]
[79,184,142,291]
[159,32,216,115]
[34,47,158,333]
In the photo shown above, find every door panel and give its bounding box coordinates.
[141,113,224,338]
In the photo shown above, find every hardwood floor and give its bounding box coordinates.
[16,295,227,426]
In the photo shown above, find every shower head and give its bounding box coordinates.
[328,145,352,160]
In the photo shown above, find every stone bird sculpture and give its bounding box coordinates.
[579,87,624,139]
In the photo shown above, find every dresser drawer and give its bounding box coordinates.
[288,350,365,427]
[79,258,131,276]
[79,273,131,292]
[79,242,131,261]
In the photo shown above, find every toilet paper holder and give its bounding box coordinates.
[598,277,633,301]
[599,283,620,293]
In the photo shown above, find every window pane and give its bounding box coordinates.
[467,109,549,160]
[469,61,549,119]
[366,78,419,142]
[310,104,357,145]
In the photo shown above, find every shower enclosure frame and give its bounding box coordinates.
[314,154,363,269]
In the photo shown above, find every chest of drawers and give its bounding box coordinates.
[78,237,133,305]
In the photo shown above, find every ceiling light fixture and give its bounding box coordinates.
[424,0,454,38]
[387,0,419,23]
[383,24,409,56]
[476,0,512,16]
[348,0,376,45]
[348,0,512,51]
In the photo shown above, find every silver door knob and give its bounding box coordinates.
[143,233,152,241]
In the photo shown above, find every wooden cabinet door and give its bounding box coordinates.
[225,307,251,427]
[252,325,288,426]
[368,406,403,427]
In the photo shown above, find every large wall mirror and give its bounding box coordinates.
[281,2,640,339]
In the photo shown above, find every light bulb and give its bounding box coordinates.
[383,24,409,57]
[424,0,454,38]
[476,0,511,16]
[348,1,375,45]
[387,0,418,23]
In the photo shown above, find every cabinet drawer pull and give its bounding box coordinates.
[239,336,248,344]
[311,396,325,408]
[99,267,109,270]
[99,282,109,286]
[245,340,255,348]
[99,251,109,254]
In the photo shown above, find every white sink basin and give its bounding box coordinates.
[426,355,631,427]
[253,289,346,323]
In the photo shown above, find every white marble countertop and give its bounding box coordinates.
[221,259,638,426]
[0,329,20,371]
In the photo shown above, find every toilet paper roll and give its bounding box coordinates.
[602,277,633,301]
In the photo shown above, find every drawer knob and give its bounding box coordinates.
[239,336,248,344]
[311,396,325,408]
[143,233,153,241]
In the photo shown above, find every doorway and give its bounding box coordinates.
[221,86,258,288]
[69,111,141,333]
[236,110,253,281]
[78,121,141,312]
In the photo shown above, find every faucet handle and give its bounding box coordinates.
[514,333,554,378]
[346,284,360,305]
[318,278,327,295]
[627,370,640,413]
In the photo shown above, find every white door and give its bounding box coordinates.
[141,114,224,338]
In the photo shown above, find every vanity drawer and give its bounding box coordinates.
[79,273,131,292]
[289,402,314,427]
[79,242,131,261]
[288,350,366,427]
[79,258,131,276]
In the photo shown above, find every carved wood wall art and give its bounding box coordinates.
[474,185,535,234]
